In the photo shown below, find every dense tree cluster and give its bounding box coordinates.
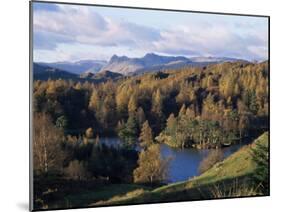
[33,61,268,149]
[34,113,138,182]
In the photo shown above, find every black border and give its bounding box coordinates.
[29,1,270,211]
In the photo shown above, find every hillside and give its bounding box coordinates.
[33,63,78,81]
[39,60,107,74]
[90,132,268,206]
[33,63,124,83]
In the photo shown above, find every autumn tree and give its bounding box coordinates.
[139,121,153,149]
[85,127,94,139]
[88,89,100,112]
[136,107,146,128]
[133,144,170,184]
[151,88,165,129]
[128,93,138,115]
[166,113,177,135]
[64,160,90,180]
[178,104,186,117]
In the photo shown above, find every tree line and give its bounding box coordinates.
[33,61,268,148]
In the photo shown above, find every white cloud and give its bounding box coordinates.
[33,3,268,61]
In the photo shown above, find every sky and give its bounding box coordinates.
[33,2,269,63]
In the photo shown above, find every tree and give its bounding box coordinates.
[175,114,190,148]
[136,107,146,128]
[128,94,138,115]
[64,160,89,180]
[166,113,177,135]
[55,115,68,130]
[176,83,189,105]
[139,121,153,149]
[88,89,100,111]
[85,127,94,139]
[251,137,269,194]
[178,104,186,117]
[151,89,164,126]
[238,113,250,139]
[152,89,162,110]
[33,113,65,174]
[118,115,138,149]
[133,144,170,184]
[249,92,258,115]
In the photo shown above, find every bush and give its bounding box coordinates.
[209,179,259,198]
[64,160,90,180]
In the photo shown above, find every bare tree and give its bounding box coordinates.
[33,113,65,174]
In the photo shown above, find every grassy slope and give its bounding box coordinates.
[52,184,153,209]
[92,132,268,206]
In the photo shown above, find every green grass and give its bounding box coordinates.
[47,183,151,209]
[91,132,268,206]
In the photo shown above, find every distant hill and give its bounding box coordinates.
[101,53,248,75]
[33,63,123,83]
[33,63,78,81]
[38,60,107,75]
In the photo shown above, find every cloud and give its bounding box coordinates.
[33,3,60,12]
[151,21,268,60]
[33,4,161,50]
[33,3,268,61]
[34,30,75,50]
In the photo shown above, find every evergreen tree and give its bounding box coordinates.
[55,115,68,130]
[251,138,269,194]
[118,115,138,149]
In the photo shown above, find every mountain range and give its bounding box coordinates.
[101,53,247,75]
[34,53,249,81]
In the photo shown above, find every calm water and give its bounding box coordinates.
[98,137,246,183]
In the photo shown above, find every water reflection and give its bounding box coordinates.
[98,137,246,183]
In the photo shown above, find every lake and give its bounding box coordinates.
[98,137,247,183]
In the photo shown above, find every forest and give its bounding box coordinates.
[33,61,269,209]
